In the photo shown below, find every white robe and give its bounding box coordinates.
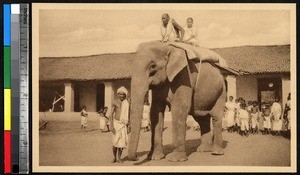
[225,101,236,127]
[183,26,199,46]
[141,105,150,128]
[112,99,129,148]
[161,18,178,42]
[271,102,282,131]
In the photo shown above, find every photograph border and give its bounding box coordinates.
[32,3,297,173]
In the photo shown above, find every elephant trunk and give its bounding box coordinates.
[128,73,149,160]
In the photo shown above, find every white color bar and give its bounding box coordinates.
[11,4,20,14]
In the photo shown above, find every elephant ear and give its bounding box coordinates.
[166,47,188,82]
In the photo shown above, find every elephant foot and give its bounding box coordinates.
[211,147,224,156]
[127,155,139,161]
[197,144,213,153]
[211,150,224,156]
[166,151,188,162]
[147,150,165,160]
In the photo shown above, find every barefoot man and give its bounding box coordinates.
[110,86,130,163]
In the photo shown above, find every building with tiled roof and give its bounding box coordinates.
[39,45,290,113]
[213,45,290,74]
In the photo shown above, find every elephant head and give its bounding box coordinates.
[128,41,190,160]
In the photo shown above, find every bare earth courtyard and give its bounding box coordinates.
[38,112,290,167]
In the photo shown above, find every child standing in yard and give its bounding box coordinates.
[98,106,110,132]
[225,96,236,133]
[234,99,241,133]
[239,103,249,137]
[81,106,88,130]
[247,101,253,133]
[271,97,283,136]
[262,103,271,135]
[251,101,259,134]
[141,100,151,132]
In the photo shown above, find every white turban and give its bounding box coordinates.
[117,86,129,97]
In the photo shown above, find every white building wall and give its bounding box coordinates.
[104,82,114,116]
[281,75,290,107]
[226,75,237,100]
[64,82,74,112]
[236,75,258,102]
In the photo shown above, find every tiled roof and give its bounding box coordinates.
[39,53,136,81]
[212,45,290,74]
[39,45,290,81]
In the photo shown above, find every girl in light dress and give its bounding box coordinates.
[238,103,250,137]
[141,101,151,132]
[262,103,271,135]
[225,96,236,133]
[81,106,88,130]
[271,97,283,136]
[98,106,110,132]
[183,17,199,46]
[250,101,260,134]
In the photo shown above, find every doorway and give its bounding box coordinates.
[257,77,281,106]
[96,83,105,112]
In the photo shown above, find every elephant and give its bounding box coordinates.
[128,41,226,162]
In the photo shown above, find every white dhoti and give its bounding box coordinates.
[99,116,108,130]
[251,113,259,128]
[141,112,150,128]
[81,117,87,127]
[240,118,249,131]
[226,110,235,127]
[112,120,128,148]
[272,120,283,131]
[263,116,271,129]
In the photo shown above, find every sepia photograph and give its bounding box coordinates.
[32,3,296,172]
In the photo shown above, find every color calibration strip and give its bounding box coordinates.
[19,4,30,174]
[4,4,12,174]
[4,4,29,174]
[11,4,21,174]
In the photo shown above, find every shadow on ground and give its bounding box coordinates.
[130,139,228,165]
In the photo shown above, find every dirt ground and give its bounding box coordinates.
[39,113,291,167]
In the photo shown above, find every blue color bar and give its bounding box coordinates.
[4,4,11,46]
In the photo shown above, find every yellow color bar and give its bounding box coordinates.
[4,89,11,130]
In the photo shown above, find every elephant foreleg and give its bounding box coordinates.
[148,102,165,160]
[166,86,191,162]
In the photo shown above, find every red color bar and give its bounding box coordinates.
[4,131,11,173]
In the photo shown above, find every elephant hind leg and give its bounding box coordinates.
[194,114,213,152]
[209,85,226,155]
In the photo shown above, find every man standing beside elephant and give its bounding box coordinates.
[110,86,130,163]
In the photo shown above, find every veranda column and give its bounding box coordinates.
[64,82,74,112]
[104,82,114,116]
[226,75,237,100]
[281,75,290,107]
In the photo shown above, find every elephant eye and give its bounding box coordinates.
[149,63,157,77]
[150,64,156,69]
[149,63,156,71]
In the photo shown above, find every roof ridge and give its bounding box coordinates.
[40,52,136,59]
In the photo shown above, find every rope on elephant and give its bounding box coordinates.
[195,59,202,88]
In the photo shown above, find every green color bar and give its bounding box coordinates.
[4,47,11,88]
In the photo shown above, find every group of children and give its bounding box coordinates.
[223,95,291,138]
[80,106,110,132]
